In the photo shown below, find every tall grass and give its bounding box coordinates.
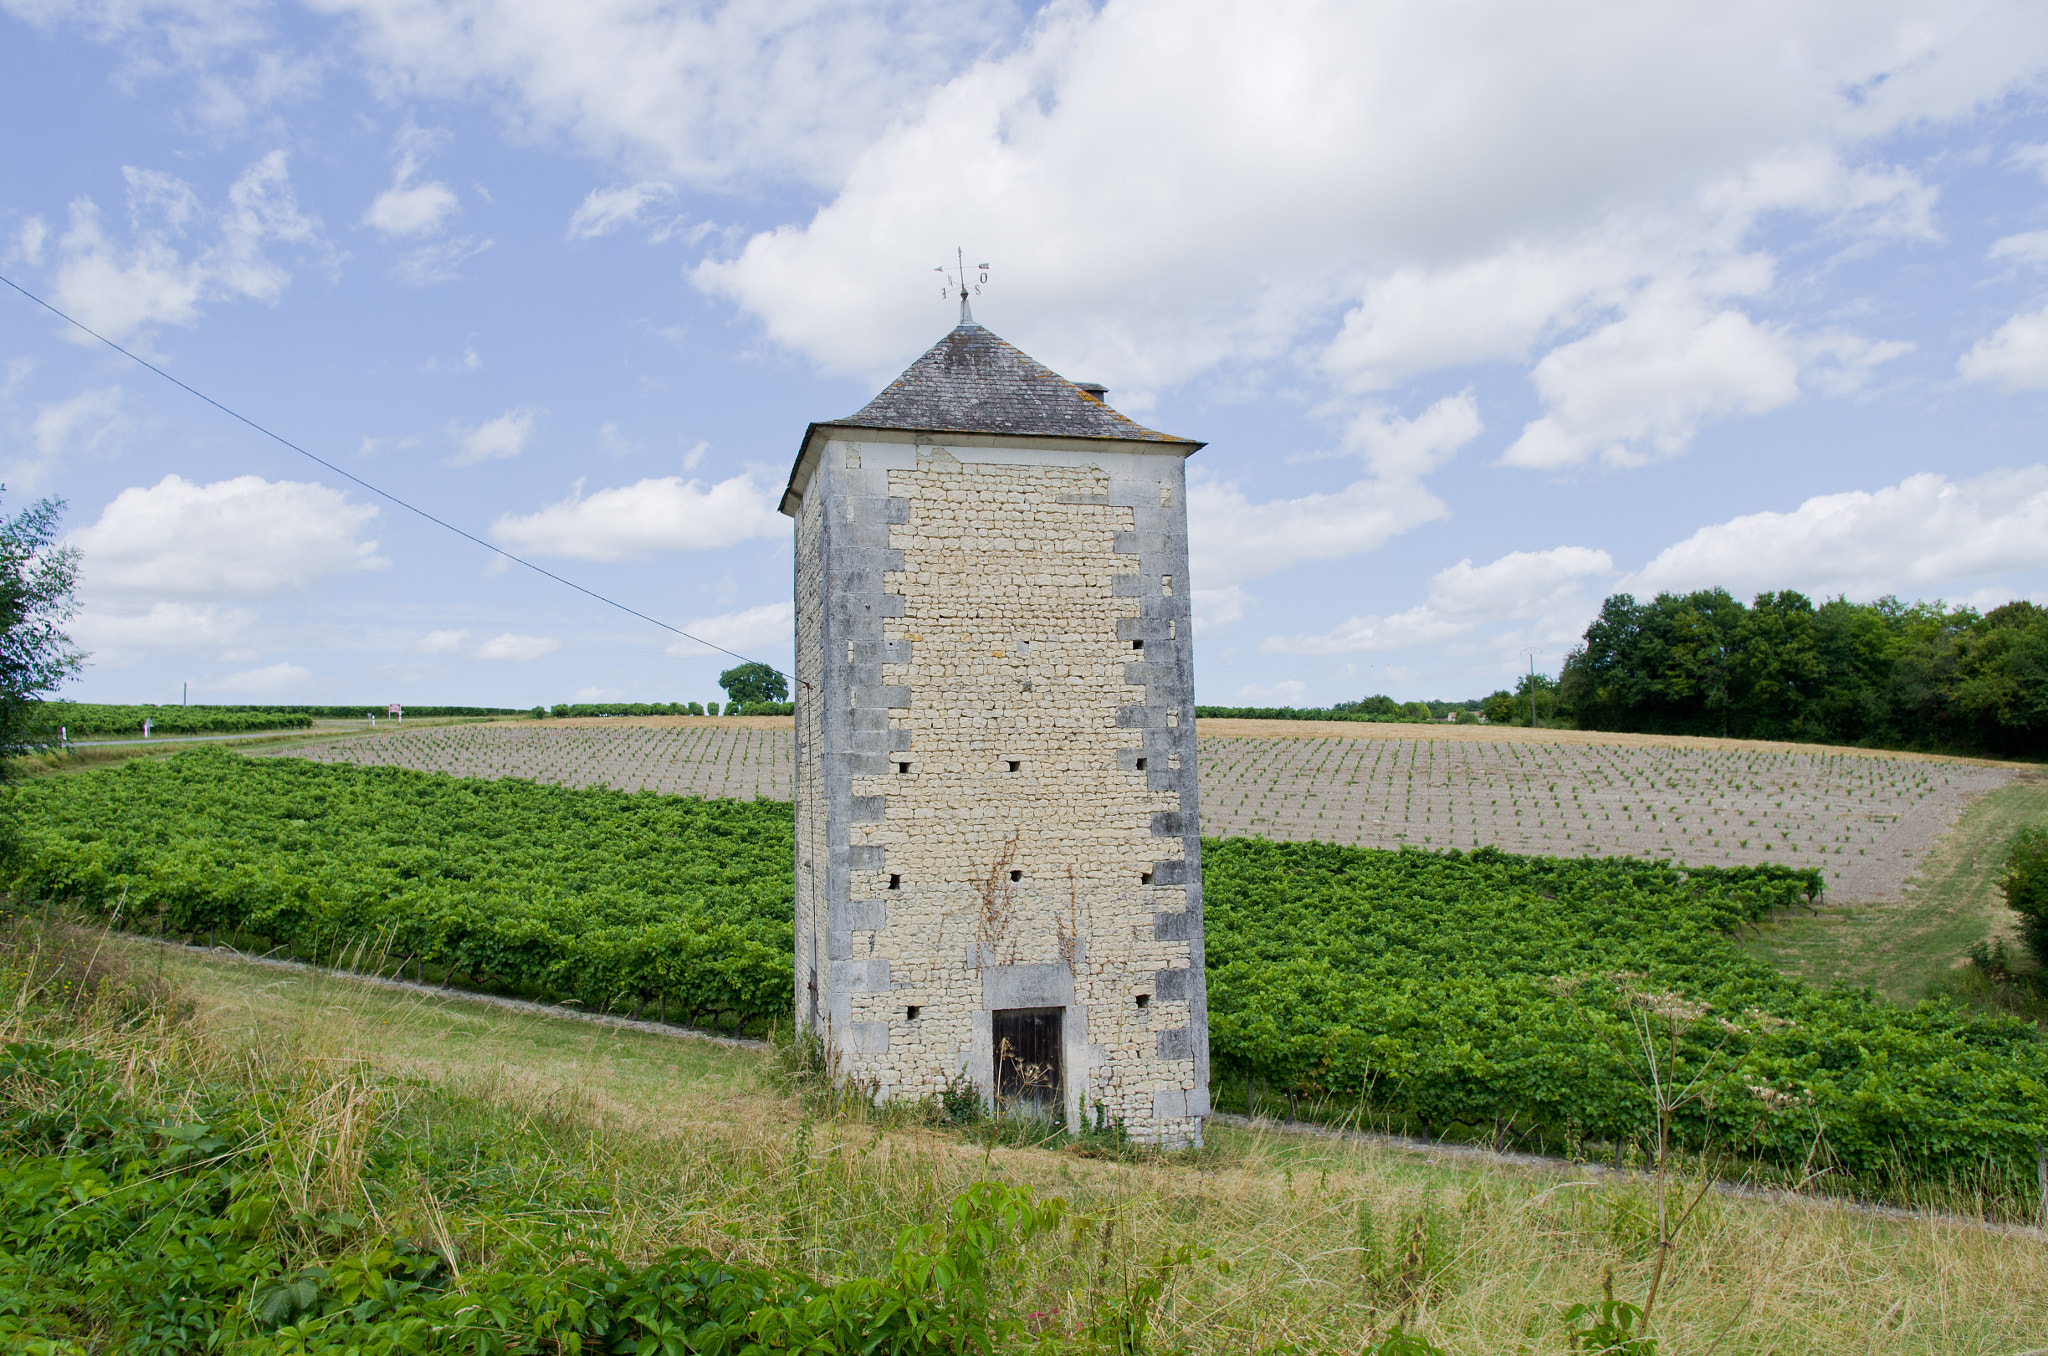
[9,920,2048,1353]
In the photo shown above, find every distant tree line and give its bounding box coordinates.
[540,665,794,721]
[1555,590,2048,757]
[1195,696,1483,723]
[23,702,530,740]
[540,701,795,719]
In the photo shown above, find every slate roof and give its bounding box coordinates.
[780,319,1202,515]
[825,321,1198,446]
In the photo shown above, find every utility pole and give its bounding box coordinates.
[182,680,188,708]
[1521,648,1540,728]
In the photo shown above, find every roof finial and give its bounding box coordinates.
[935,249,987,326]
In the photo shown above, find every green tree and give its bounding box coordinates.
[719,661,788,706]
[1,492,84,768]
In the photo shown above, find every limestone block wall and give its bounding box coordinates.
[791,431,1208,1146]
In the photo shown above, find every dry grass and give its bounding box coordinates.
[123,942,2048,1355]
[1746,771,2048,1003]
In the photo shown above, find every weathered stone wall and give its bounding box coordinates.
[792,431,1207,1145]
[793,485,827,1033]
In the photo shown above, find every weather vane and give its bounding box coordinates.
[935,248,988,323]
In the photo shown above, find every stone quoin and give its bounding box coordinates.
[780,301,1210,1146]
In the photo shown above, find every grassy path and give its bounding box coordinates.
[1742,771,2048,1004]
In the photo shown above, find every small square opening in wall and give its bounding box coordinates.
[1008,869,1022,882]
[896,762,911,774]
[1006,760,1020,772]
[1135,993,1151,1009]
[1141,872,1153,885]
[1135,757,1147,771]
[1132,639,1144,651]
[906,1005,921,1021]
[888,874,901,890]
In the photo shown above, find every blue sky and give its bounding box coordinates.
[5,0,2048,710]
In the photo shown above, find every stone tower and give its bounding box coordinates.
[780,305,1209,1146]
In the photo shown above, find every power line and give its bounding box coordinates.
[0,271,788,681]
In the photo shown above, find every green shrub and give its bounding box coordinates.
[1205,838,2048,1208]
[3,751,794,1035]
[2006,825,2048,964]
[0,1039,1106,1354]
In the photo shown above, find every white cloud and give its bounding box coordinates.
[1501,299,1802,470]
[1990,231,2048,268]
[363,121,460,237]
[572,685,627,702]
[47,151,324,345]
[66,601,258,667]
[394,234,492,286]
[1184,392,1480,593]
[1330,393,1483,481]
[491,473,784,561]
[476,632,562,661]
[1,0,313,132]
[1627,467,2048,601]
[314,0,1011,188]
[8,386,133,491]
[10,216,47,267]
[695,1,2029,401]
[215,661,312,695]
[2010,141,2048,184]
[1189,585,1247,635]
[69,474,384,600]
[449,407,540,466]
[1188,473,1447,590]
[567,181,675,239]
[415,628,472,654]
[365,180,460,237]
[1264,546,1613,655]
[665,599,793,658]
[1323,240,1632,390]
[1957,302,2048,391]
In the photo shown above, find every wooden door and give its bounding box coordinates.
[992,1007,1063,1120]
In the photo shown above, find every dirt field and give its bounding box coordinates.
[274,720,796,800]
[270,717,2020,903]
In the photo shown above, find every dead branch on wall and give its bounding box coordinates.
[974,831,1020,964]
[1057,863,1083,971]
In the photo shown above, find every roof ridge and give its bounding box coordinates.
[826,322,1196,445]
